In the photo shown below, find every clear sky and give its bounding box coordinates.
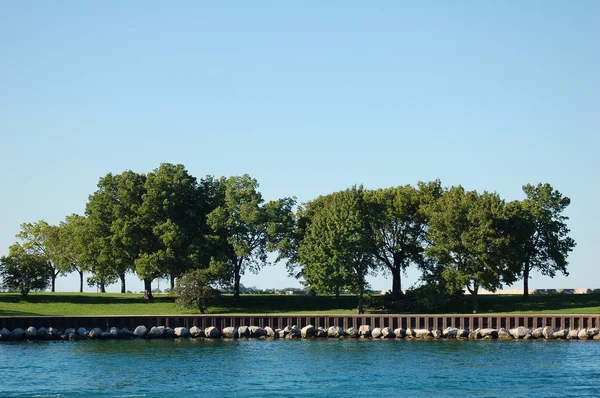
[1,1,598,293]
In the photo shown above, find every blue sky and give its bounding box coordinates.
[1,1,598,293]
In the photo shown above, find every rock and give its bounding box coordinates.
[457,329,470,338]
[468,330,479,339]
[567,329,579,340]
[479,328,498,339]
[118,328,134,338]
[415,329,432,339]
[301,325,315,338]
[587,328,599,337]
[594,334,600,341]
[542,326,555,339]
[510,327,530,339]
[100,332,113,339]
[371,328,382,338]
[393,328,406,338]
[358,325,371,337]
[264,326,275,338]
[327,326,344,338]
[315,327,327,338]
[531,328,544,339]
[64,328,76,336]
[249,326,267,338]
[288,325,301,338]
[36,327,48,338]
[274,329,284,338]
[523,334,535,340]
[0,327,11,341]
[578,329,589,340]
[147,326,165,338]
[222,327,238,338]
[12,328,25,339]
[48,327,61,338]
[431,329,443,339]
[381,327,395,338]
[25,327,37,338]
[133,326,148,337]
[77,327,88,337]
[204,326,220,338]
[189,326,203,338]
[345,327,359,338]
[498,328,512,340]
[238,326,250,338]
[89,328,103,339]
[174,327,189,338]
[164,327,174,338]
[405,328,416,338]
[443,327,458,338]
[552,329,568,339]
[110,327,119,336]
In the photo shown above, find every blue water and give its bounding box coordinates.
[1,339,599,397]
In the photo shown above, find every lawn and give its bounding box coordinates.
[0,292,599,316]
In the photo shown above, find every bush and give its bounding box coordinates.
[0,254,53,296]
[175,269,220,313]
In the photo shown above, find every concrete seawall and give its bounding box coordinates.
[1,313,599,331]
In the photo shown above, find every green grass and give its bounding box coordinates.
[0,292,599,316]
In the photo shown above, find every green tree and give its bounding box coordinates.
[57,214,90,292]
[426,187,513,312]
[505,183,576,299]
[297,187,375,309]
[1,245,53,296]
[365,180,442,299]
[14,221,64,292]
[206,175,295,300]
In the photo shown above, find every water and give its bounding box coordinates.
[1,339,599,397]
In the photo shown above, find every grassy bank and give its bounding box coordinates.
[1,292,599,316]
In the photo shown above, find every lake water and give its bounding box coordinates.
[1,339,599,397]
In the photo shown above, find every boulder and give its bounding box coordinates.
[164,327,174,338]
[48,327,61,339]
[12,328,25,339]
[594,334,600,341]
[274,329,284,338]
[567,329,579,340]
[36,327,48,338]
[110,327,119,336]
[457,329,470,338]
[587,328,599,338]
[249,326,267,338]
[578,329,589,340]
[238,326,250,338]
[64,328,76,336]
[431,329,443,339]
[315,327,327,338]
[118,328,134,338]
[327,326,344,338]
[393,328,406,339]
[0,327,11,341]
[189,326,203,338]
[222,327,238,338]
[552,329,568,339]
[405,328,415,338]
[415,329,432,339]
[264,326,275,338]
[468,330,479,339]
[89,328,103,339]
[358,325,371,337]
[133,326,148,337]
[381,327,395,338]
[174,327,189,338]
[301,325,315,338]
[443,327,458,338]
[147,326,165,338]
[288,325,301,338]
[345,327,359,338]
[371,328,382,339]
[509,327,530,339]
[531,328,544,339]
[25,327,37,339]
[204,326,220,338]
[497,328,512,340]
[542,326,555,339]
[479,328,498,339]
[77,327,88,337]
[523,333,534,340]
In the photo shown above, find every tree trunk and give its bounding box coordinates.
[391,267,401,299]
[170,273,175,291]
[78,271,84,293]
[233,272,241,300]
[523,263,530,300]
[335,287,340,309]
[143,279,153,299]
[51,270,58,293]
[357,284,365,314]
[100,283,106,293]
[120,273,126,293]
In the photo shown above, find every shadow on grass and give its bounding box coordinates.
[474,294,600,313]
[0,293,176,305]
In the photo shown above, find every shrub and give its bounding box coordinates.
[175,269,220,313]
[0,254,53,296]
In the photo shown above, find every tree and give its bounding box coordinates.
[175,269,221,313]
[505,183,576,299]
[14,221,64,292]
[365,180,442,299]
[0,245,53,296]
[297,187,375,310]
[426,187,513,312]
[57,214,90,293]
[206,175,295,300]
